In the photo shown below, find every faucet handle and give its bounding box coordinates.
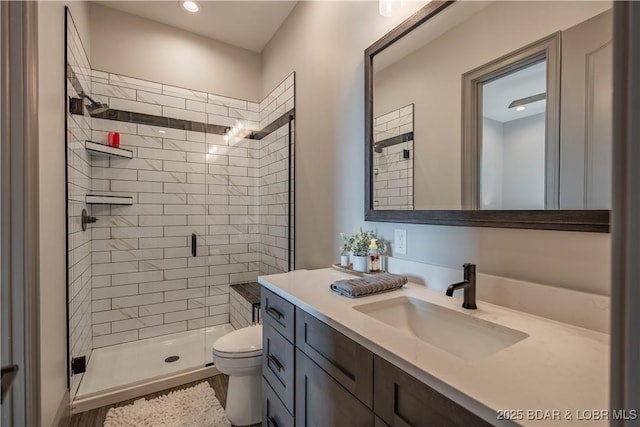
[462,263,476,280]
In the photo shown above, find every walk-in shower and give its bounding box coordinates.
[65,8,295,412]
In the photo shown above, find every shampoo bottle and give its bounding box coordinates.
[369,238,381,273]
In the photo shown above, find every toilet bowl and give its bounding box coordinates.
[212,324,263,426]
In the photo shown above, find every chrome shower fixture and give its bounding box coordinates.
[69,91,109,116]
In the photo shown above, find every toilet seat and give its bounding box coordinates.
[213,324,262,359]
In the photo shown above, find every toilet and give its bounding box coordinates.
[212,324,263,426]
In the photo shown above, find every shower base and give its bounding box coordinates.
[72,323,235,413]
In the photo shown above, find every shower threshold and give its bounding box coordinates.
[72,323,235,414]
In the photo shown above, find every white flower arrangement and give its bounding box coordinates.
[340,228,387,257]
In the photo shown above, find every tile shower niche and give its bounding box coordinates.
[65,8,295,409]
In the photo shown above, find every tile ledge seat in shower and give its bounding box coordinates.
[75,323,234,400]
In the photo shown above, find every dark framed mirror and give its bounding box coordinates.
[365,0,610,232]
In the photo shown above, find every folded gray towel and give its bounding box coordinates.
[330,273,408,298]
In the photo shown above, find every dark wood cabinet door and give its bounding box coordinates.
[295,308,373,408]
[263,379,294,427]
[263,321,296,414]
[374,356,493,427]
[295,349,374,427]
[262,287,296,343]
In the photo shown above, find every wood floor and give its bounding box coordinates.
[69,374,261,427]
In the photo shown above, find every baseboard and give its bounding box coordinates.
[71,365,220,414]
[53,390,70,427]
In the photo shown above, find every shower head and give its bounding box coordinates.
[69,92,109,116]
[86,101,109,115]
[80,92,109,115]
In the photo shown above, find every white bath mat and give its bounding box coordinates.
[104,382,231,427]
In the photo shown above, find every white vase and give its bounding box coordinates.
[340,255,350,267]
[352,255,369,273]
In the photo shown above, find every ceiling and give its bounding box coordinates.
[483,61,547,123]
[94,1,297,53]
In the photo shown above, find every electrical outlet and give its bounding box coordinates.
[394,229,407,255]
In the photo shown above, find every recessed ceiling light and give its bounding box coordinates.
[158,130,166,134]
[181,1,199,13]
[379,0,398,17]
[515,106,526,112]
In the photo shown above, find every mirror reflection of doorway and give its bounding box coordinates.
[461,32,560,210]
[480,60,547,210]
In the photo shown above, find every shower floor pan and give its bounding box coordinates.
[72,323,235,413]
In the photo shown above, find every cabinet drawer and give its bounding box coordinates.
[263,379,294,427]
[374,356,492,427]
[295,349,374,427]
[295,308,373,408]
[263,321,295,413]
[262,287,295,343]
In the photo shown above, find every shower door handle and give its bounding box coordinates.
[191,233,196,257]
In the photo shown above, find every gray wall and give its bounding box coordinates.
[89,3,262,102]
[480,117,503,209]
[481,113,546,210]
[261,1,610,296]
[502,113,546,209]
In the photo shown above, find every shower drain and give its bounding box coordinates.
[164,355,180,363]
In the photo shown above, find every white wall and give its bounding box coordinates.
[480,117,503,209]
[89,3,261,102]
[261,1,610,296]
[502,113,546,209]
[38,2,92,425]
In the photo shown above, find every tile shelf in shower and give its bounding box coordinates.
[85,140,133,159]
[85,195,133,205]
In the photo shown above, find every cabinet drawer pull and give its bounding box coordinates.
[267,416,280,427]
[266,305,284,320]
[268,354,284,373]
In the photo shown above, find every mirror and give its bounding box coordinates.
[365,0,611,231]
[480,60,548,210]
[373,103,414,210]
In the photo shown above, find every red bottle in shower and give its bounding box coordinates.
[108,131,120,148]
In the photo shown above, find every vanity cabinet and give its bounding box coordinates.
[261,286,490,427]
[295,309,373,407]
[262,288,296,417]
[263,287,296,343]
[263,321,295,413]
[295,349,374,427]
[263,379,294,427]
[374,356,492,427]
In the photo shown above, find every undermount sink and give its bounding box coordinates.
[354,296,529,362]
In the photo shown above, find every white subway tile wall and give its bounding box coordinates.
[229,288,253,330]
[66,12,93,400]
[260,74,295,129]
[373,104,414,210]
[260,76,295,273]
[81,70,295,349]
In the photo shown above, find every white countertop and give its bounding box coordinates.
[258,268,610,427]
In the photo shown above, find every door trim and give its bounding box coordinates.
[611,2,640,423]
[0,1,41,426]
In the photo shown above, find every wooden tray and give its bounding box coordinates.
[331,263,384,276]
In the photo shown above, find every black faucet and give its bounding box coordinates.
[445,263,477,310]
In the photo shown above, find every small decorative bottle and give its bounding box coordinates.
[369,238,381,273]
